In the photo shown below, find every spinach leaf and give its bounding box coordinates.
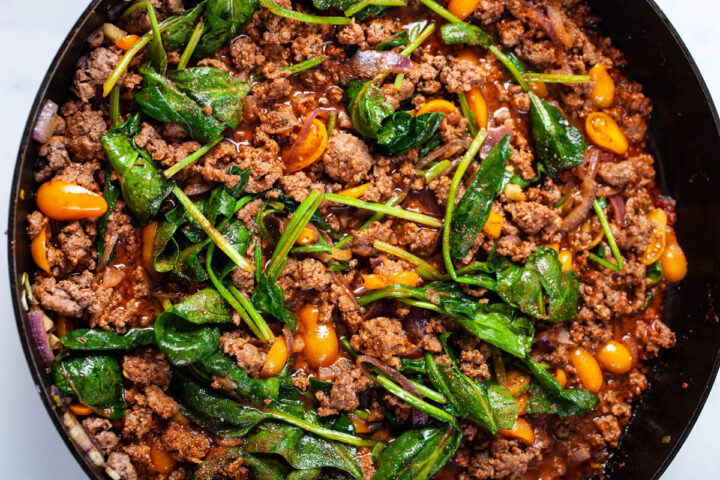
[486,382,518,429]
[190,350,280,405]
[61,328,155,351]
[425,354,499,433]
[171,370,271,437]
[154,310,220,366]
[194,445,324,480]
[97,169,120,261]
[163,2,206,48]
[170,67,252,128]
[174,288,233,324]
[252,272,296,329]
[376,30,409,50]
[372,425,461,480]
[195,0,259,58]
[346,80,395,140]
[53,354,126,419]
[450,134,511,259]
[312,0,388,21]
[495,247,579,322]
[523,358,597,416]
[440,22,494,49]
[100,113,174,223]
[244,421,363,479]
[647,260,663,284]
[135,67,226,143]
[529,91,586,177]
[377,111,444,155]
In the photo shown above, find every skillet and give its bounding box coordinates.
[8,0,720,478]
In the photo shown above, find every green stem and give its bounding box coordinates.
[252,56,327,82]
[324,193,442,228]
[119,1,150,19]
[401,23,436,56]
[588,252,621,271]
[344,0,406,17]
[268,408,375,446]
[522,73,590,83]
[357,284,428,307]
[397,298,444,314]
[266,190,324,278]
[334,193,405,250]
[326,110,337,136]
[206,244,268,342]
[489,45,530,91]
[177,19,204,70]
[173,186,252,271]
[164,136,223,178]
[145,3,163,56]
[227,285,275,342]
[103,14,185,96]
[458,91,478,136]
[259,0,351,24]
[417,0,461,23]
[592,198,623,270]
[373,240,444,280]
[393,73,405,91]
[422,160,451,183]
[441,129,487,279]
[109,86,120,127]
[374,375,456,424]
[292,244,332,254]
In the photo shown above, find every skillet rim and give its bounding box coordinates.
[7,0,720,478]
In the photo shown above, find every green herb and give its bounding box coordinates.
[53,354,126,419]
[194,0,259,58]
[177,19,204,70]
[173,288,233,324]
[378,111,444,155]
[154,310,220,366]
[96,169,120,263]
[647,261,663,284]
[442,128,487,278]
[420,160,451,183]
[325,193,442,228]
[486,382,519,429]
[162,3,207,49]
[372,425,461,480]
[163,135,223,179]
[523,358,597,416]
[99,113,174,223]
[450,134,511,260]
[588,197,624,271]
[440,22,494,48]
[60,328,155,351]
[109,86,120,126]
[376,30,410,51]
[373,240,445,280]
[522,72,590,83]
[260,0,350,24]
[458,91,477,136]
[344,0,405,17]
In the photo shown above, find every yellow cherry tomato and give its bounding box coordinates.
[585,112,629,155]
[299,304,339,368]
[416,99,459,117]
[596,340,633,374]
[141,221,159,279]
[36,180,107,221]
[339,183,373,199]
[261,336,289,378]
[570,348,603,393]
[500,418,535,445]
[361,271,419,290]
[447,0,481,20]
[643,208,668,265]
[31,223,52,273]
[482,209,504,239]
[660,227,687,283]
[558,250,574,273]
[465,87,488,129]
[285,119,328,173]
[116,34,140,51]
[150,439,177,474]
[589,64,615,108]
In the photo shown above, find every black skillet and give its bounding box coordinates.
[8,0,720,478]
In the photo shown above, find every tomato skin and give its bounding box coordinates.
[36,180,107,221]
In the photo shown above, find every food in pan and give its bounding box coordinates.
[24,0,688,478]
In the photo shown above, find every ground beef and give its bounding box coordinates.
[229,36,266,71]
[145,385,179,419]
[63,104,107,162]
[33,270,106,318]
[316,366,373,416]
[54,221,95,272]
[122,406,156,439]
[321,131,373,186]
[440,59,486,93]
[123,349,172,389]
[278,171,327,202]
[337,19,365,45]
[220,331,267,377]
[457,437,541,480]
[35,136,71,183]
[350,221,394,257]
[73,47,140,102]
[162,422,211,462]
[504,201,560,237]
[351,316,416,368]
[107,452,138,480]
[279,257,331,293]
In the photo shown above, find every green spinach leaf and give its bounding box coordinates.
[163,2,206,48]
[170,66,252,128]
[486,382,518,429]
[97,169,120,261]
[195,0,259,58]
[372,425,461,480]
[100,113,174,223]
[450,134,511,259]
[377,111,444,155]
[154,310,220,366]
[376,30,409,50]
[523,358,597,416]
[61,328,155,351]
[440,22,494,49]
[346,80,395,140]
[174,288,233,324]
[53,354,126,419]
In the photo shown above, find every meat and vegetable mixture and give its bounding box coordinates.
[24,0,689,478]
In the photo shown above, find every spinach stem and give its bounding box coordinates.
[324,193,442,228]
[206,244,269,342]
[334,192,405,249]
[422,160,451,183]
[417,0,461,23]
[259,0,351,24]
[397,298,444,314]
[374,375,456,424]
[592,198,623,270]
[458,92,478,136]
[103,14,186,96]
[267,408,375,446]
[489,46,530,91]
[373,240,445,280]
[401,22,436,57]
[357,284,427,306]
[266,190,324,279]
[177,19,204,70]
[442,128,487,280]
[344,0,406,17]
[173,186,252,271]
[109,86,120,127]
[326,110,337,136]
[251,56,327,82]
[164,135,223,178]
[227,285,275,342]
[522,73,590,83]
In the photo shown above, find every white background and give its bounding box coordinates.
[0,0,718,478]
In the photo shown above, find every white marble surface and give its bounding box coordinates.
[0,0,718,478]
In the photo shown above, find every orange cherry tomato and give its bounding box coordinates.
[116,34,140,51]
[36,180,107,221]
[141,221,160,280]
[260,336,289,378]
[285,119,328,173]
[31,223,52,273]
[447,0,482,21]
[299,305,339,368]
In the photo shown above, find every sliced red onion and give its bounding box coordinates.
[33,100,58,143]
[28,309,54,367]
[351,51,413,78]
[412,408,428,427]
[282,327,294,356]
[363,299,389,320]
[481,125,513,158]
[357,355,422,398]
[560,149,600,232]
[403,308,429,343]
[332,271,359,311]
[609,195,626,227]
[567,444,592,465]
[418,138,469,169]
[545,0,573,47]
[96,230,120,272]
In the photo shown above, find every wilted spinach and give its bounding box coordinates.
[174,288,233,324]
[53,354,126,419]
[440,22,494,48]
[170,66,252,128]
[96,169,120,262]
[99,113,174,223]
[495,247,579,322]
[61,328,155,351]
[523,359,597,416]
[194,0,259,58]
[163,2,207,48]
[372,425,461,480]
[154,310,220,366]
[376,29,409,50]
[450,134,512,259]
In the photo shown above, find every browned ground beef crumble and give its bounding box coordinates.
[27,0,683,479]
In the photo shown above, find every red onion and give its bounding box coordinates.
[404,308,429,343]
[417,138,469,169]
[567,445,592,465]
[282,327,294,356]
[96,230,120,272]
[356,355,422,398]
[28,309,54,367]
[412,408,428,427]
[51,386,109,468]
[33,100,58,143]
[560,149,600,232]
[609,195,626,227]
[545,0,573,47]
[350,51,413,78]
[331,271,359,311]
[283,108,329,171]
[481,125,513,158]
